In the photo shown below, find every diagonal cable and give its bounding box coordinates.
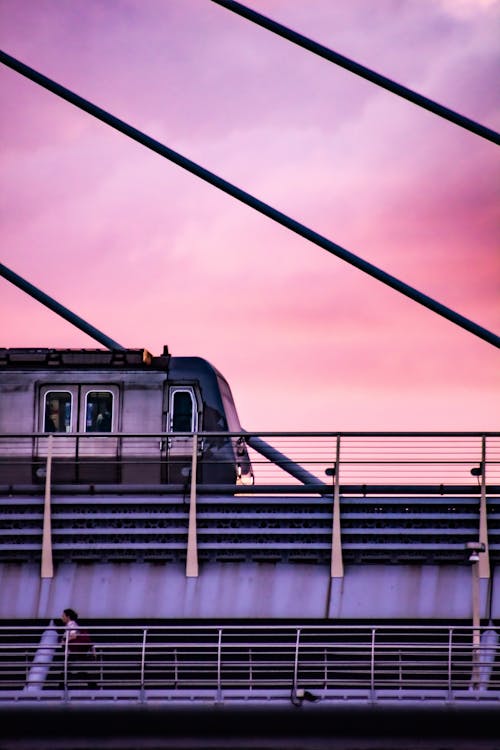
[211,0,500,146]
[0,262,125,350]
[1,50,498,349]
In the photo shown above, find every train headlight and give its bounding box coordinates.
[236,464,255,486]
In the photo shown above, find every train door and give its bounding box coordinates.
[35,385,119,483]
[35,386,78,482]
[78,387,119,482]
[163,386,199,483]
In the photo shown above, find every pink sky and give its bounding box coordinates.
[0,0,499,431]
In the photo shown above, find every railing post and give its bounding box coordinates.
[140,628,147,696]
[290,627,302,704]
[447,627,453,697]
[478,436,490,580]
[41,434,54,578]
[62,634,68,691]
[330,435,343,578]
[217,628,222,702]
[471,559,481,688]
[370,628,376,698]
[186,433,199,577]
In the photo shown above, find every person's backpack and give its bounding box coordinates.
[69,628,96,657]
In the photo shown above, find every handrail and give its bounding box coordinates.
[2,483,499,495]
[1,623,498,702]
[2,432,499,485]
[2,431,499,572]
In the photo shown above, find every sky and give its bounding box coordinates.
[0,0,498,432]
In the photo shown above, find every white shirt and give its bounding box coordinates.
[65,619,79,641]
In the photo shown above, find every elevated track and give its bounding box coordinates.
[1,431,499,620]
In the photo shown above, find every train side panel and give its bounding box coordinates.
[0,348,253,487]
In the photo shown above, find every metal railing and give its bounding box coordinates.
[0,623,498,704]
[1,432,499,573]
[1,430,499,489]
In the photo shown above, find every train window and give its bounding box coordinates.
[43,391,72,433]
[169,388,197,432]
[84,391,114,432]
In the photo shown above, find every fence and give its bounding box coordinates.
[1,433,500,572]
[0,623,498,704]
[1,432,499,490]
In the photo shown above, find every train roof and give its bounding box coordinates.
[0,347,170,370]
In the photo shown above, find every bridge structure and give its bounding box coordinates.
[1,431,499,680]
[1,431,500,746]
[1,1,499,745]
[1,431,499,619]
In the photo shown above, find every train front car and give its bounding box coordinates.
[0,346,253,488]
[165,355,254,486]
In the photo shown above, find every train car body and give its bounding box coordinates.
[0,346,253,487]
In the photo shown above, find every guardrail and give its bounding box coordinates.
[1,431,499,489]
[1,432,499,574]
[0,623,498,704]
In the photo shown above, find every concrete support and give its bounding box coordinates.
[23,620,59,692]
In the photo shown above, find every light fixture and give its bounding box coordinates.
[470,463,483,477]
[465,541,485,563]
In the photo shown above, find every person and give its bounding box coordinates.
[44,402,58,432]
[59,608,97,688]
[61,607,79,643]
[95,406,111,431]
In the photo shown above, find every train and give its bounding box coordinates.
[0,345,254,487]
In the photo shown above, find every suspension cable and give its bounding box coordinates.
[211,0,500,146]
[0,262,125,351]
[1,50,498,349]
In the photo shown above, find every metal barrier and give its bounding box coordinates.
[1,431,499,489]
[0,623,498,704]
[1,432,500,574]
